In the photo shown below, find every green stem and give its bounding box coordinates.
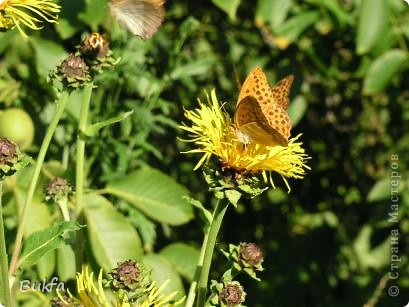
[0,181,13,307]
[196,201,229,307]
[75,83,93,272]
[185,231,209,307]
[58,198,70,222]
[9,91,69,276]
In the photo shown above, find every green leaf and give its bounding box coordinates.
[363,49,409,94]
[172,17,201,55]
[36,251,56,280]
[356,0,389,54]
[316,0,353,28]
[19,221,81,268]
[225,189,242,207]
[84,111,134,137]
[170,58,215,80]
[143,253,185,300]
[275,11,320,43]
[288,95,308,127]
[78,0,108,30]
[211,0,241,20]
[159,243,200,281]
[183,196,212,225]
[255,0,293,28]
[30,37,68,76]
[353,225,390,269]
[367,178,390,202]
[105,168,193,225]
[57,243,76,280]
[84,194,143,272]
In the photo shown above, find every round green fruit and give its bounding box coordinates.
[0,108,35,150]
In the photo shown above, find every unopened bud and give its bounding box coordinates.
[239,243,263,267]
[80,32,110,59]
[219,283,246,306]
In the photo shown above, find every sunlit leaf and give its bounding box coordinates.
[160,243,200,281]
[19,221,81,268]
[356,0,389,54]
[143,253,185,300]
[363,49,409,94]
[84,194,143,272]
[105,168,193,225]
[211,0,241,20]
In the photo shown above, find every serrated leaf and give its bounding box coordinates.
[84,194,143,272]
[356,0,389,54]
[84,111,134,137]
[363,49,409,94]
[19,221,81,268]
[211,0,241,20]
[160,243,200,281]
[225,189,242,207]
[105,168,193,225]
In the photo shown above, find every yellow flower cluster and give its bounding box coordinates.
[180,90,310,191]
[57,266,184,307]
[0,0,60,37]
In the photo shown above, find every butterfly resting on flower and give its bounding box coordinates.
[234,67,294,147]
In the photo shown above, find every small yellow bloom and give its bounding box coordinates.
[0,0,60,37]
[59,266,184,307]
[180,89,310,192]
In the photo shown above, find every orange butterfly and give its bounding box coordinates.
[234,67,294,147]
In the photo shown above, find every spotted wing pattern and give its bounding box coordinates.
[234,67,293,146]
[234,96,288,146]
[271,75,294,109]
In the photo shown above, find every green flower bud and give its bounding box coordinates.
[56,54,91,89]
[45,177,72,203]
[79,32,118,73]
[0,137,31,180]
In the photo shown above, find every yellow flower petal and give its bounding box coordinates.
[180,89,311,192]
[0,0,60,37]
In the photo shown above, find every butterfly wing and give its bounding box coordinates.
[235,96,288,146]
[237,67,273,113]
[271,75,294,109]
[109,0,165,39]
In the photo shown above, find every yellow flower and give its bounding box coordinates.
[58,266,184,307]
[0,0,60,37]
[180,89,310,192]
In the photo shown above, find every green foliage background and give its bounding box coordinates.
[1,0,409,306]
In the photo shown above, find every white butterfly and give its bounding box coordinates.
[109,0,165,39]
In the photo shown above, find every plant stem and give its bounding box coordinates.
[0,181,13,307]
[185,231,209,307]
[9,91,69,275]
[58,198,70,222]
[196,201,229,307]
[75,83,93,271]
